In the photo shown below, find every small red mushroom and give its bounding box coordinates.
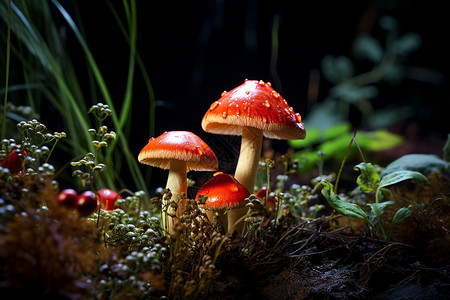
[96,188,122,211]
[255,186,277,211]
[138,131,218,234]
[196,172,250,234]
[2,149,27,175]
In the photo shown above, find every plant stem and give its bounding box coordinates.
[334,131,357,194]
[265,159,272,205]
[45,139,58,163]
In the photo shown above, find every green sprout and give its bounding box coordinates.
[71,103,115,190]
[319,162,428,241]
[88,103,116,152]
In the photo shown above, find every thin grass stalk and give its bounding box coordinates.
[0,83,39,96]
[3,2,89,169]
[71,1,120,183]
[108,0,137,152]
[2,0,93,151]
[52,0,148,194]
[334,131,357,194]
[2,0,148,194]
[15,0,116,189]
[1,0,11,140]
[106,0,156,135]
[107,0,156,184]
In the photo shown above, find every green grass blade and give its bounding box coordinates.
[1,0,11,140]
[52,0,148,194]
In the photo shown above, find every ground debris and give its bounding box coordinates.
[200,219,450,299]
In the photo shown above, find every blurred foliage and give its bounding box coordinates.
[316,15,421,128]
[290,15,425,173]
[289,121,403,173]
[380,153,449,177]
[444,134,450,162]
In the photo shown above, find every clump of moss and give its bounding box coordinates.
[387,171,450,262]
[0,174,106,299]
[161,191,228,298]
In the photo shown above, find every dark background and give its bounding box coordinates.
[62,0,449,192]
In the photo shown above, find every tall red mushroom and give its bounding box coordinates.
[195,172,250,233]
[138,131,218,234]
[202,79,306,233]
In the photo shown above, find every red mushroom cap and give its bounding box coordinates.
[202,79,306,140]
[138,131,218,171]
[255,186,277,209]
[96,188,123,211]
[195,172,250,210]
[2,149,27,175]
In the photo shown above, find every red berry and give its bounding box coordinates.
[2,149,27,175]
[76,191,99,216]
[57,189,79,208]
[96,189,122,211]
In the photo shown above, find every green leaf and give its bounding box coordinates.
[353,34,383,63]
[379,187,392,201]
[354,130,404,152]
[354,162,380,193]
[380,154,449,177]
[379,170,428,189]
[368,201,396,219]
[288,128,321,148]
[288,122,352,150]
[321,55,355,84]
[386,207,412,241]
[330,84,379,104]
[324,122,351,140]
[391,207,412,225]
[292,149,320,173]
[320,181,367,220]
[318,133,353,160]
[376,170,428,203]
[318,130,403,162]
[394,32,421,56]
[365,130,404,151]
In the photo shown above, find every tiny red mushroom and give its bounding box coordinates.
[195,172,250,234]
[255,186,278,228]
[2,149,27,175]
[96,188,123,211]
[202,79,306,233]
[255,186,277,211]
[138,131,218,235]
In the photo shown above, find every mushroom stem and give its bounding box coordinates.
[205,209,228,233]
[164,160,187,235]
[229,127,263,234]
